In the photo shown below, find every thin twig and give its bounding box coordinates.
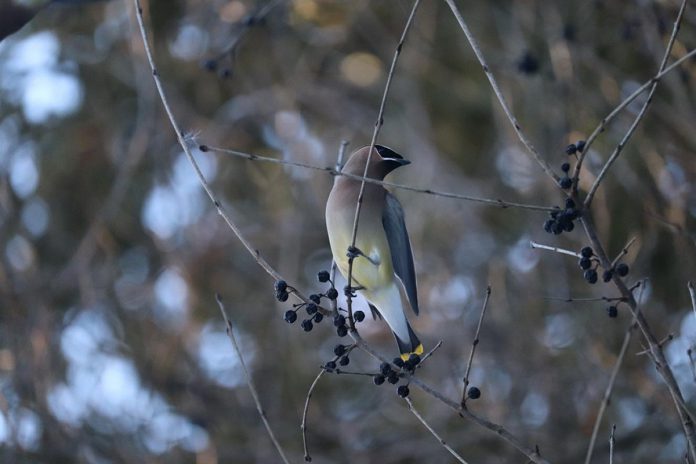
[610,237,638,268]
[443,0,558,182]
[584,279,645,464]
[635,334,674,356]
[132,0,333,318]
[301,369,326,462]
[205,145,555,212]
[345,0,422,327]
[689,281,696,322]
[573,50,696,194]
[580,213,696,458]
[609,424,616,464]
[688,349,696,384]
[583,0,688,207]
[216,295,292,464]
[461,285,491,406]
[530,241,582,259]
[348,330,551,464]
[404,397,470,464]
[543,295,626,303]
[418,340,443,366]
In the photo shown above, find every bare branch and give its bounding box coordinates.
[404,397,470,464]
[443,0,558,183]
[530,241,583,259]
[216,295,292,464]
[301,369,326,463]
[345,0,421,326]
[573,53,696,192]
[689,281,696,322]
[610,237,638,268]
[583,0,688,207]
[580,213,696,458]
[205,145,556,212]
[609,424,616,464]
[348,330,551,464]
[461,286,491,406]
[418,340,443,366]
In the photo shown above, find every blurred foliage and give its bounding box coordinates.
[1,0,696,463]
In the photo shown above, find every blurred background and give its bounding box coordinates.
[1,0,695,462]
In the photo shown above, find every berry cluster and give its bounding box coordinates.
[372,354,421,398]
[543,198,580,235]
[577,246,631,286]
[557,140,585,189]
[324,344,352,370]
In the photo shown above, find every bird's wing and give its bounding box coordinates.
[382,191,419,315]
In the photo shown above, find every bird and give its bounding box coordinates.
[325,144,422,360]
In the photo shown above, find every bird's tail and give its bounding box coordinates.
[394,321,423,361]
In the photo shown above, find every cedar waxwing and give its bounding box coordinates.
[325,145,423,360]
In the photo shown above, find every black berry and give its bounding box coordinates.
[373,374,385,385]
[584,269,598,284]
[325,361,336,370]
[579,257,592,270]
[544,219,555,233]
[334,344,346,356]
[581,247,594,258]
[333,315,346,327]
[576,140,586,152]
[326,288,339,300]
[602,269,614,283]
[565,144,577,155]
[336,326,348,337]
[301,320,313,332]
[284,310,297,324]
[276,291,289,302]
[408,354,421,366]
[306,303,318,315]
[607,306,618,318]
[275,280,287,293]
[339,356,350,366]
[354,311,365,322]
[309,294,321,304]
[392,358,405,368]
[565,198,576,209]
[559,177,572,189]
[313,313,323,323]
[317,270,330,283]
[467,386,481,399]
[380,362,392,376]
[397,385,410,398]
[387,372,400,384]
[616,263,629,277]
[561,162,570,172]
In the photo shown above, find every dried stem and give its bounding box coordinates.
[301,369,326,462]
[345,0,421,327]
[583,0,688,207]
[131,0,334,317]
[404,397,470,464]
[443,0,558,182]
[572,52,696,193]
[609,424,616,464]
[530,241,582,259]
[205,145,555,212]
[580,213,696,458]
[689,281,696,322]
[348,330,551,464]
[216,295,292,464]
[544,295,626,304]
[461,285,491,406]
[418,340,443,366]
[610,237,638,268]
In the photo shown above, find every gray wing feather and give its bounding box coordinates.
[382,192,419,315]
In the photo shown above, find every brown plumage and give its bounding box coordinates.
[325,145,422,359]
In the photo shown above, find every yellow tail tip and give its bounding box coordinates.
[400,344,424,361]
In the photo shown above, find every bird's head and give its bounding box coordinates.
[342,145,410,179]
